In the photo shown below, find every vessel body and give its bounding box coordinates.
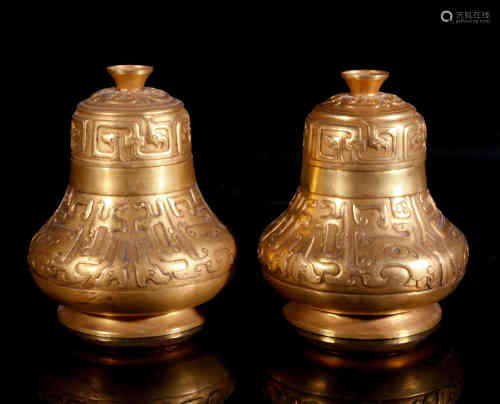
[258,70,468,346]
[28,65,236,344]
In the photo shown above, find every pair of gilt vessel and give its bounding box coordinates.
[28,65,467,348]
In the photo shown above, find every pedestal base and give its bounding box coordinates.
[58,306,204,348]
[283,302,442,353]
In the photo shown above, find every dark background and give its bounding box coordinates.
[6,5,500,402]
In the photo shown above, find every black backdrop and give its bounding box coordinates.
[7,5,500,402]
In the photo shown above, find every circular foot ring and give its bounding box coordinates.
[284,302,442,352]
[58,306,204,348]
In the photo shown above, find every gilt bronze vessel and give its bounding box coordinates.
[28,65,236,346]
[258,70,468,349]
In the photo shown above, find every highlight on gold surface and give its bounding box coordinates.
[341,69,389,95]
[107,64,154,91]
[258,69,468,351]
[28,65,236,346]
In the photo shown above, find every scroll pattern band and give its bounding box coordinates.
[259,187,468,294]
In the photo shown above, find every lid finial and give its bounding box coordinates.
[107,65,153,91]
[341,70,389,96]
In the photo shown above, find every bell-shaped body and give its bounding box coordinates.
[258,70,468,345]
[28,66,236,344]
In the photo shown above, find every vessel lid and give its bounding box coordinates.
[70,65,192,169]
[314,69,413,116]
[77,65,183,113]
[302,69,427,176]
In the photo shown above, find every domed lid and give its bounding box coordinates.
[77,65,183,113]
[301,69,428,197]
[302,69,427,171]
[70,65,192,171]
[313,69,413,116]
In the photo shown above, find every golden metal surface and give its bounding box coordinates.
[265,339,463,403]
[28,65,236,345]
[284,302,441,340]
[58,305,204,347]
[301,164,427,197]
[341,69,389,95]
[258,69,468,348]
[107,64,153,91]
[39,341,234,403]
[70,158,196,195]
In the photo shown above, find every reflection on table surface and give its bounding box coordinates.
[30,322,462,403]
[264,331,463,403]
[37,336,234,403]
